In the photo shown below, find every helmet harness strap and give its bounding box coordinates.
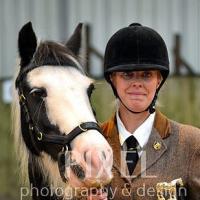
[116,89,158,114]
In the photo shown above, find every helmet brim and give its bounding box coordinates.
[105,63,169,73]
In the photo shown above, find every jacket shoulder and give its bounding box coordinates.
[180,122,200,139]
[170,119,200,146]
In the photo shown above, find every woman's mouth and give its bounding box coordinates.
[126,92,146,100]
[127,92,146,96]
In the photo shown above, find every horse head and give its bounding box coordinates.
[13,22,113,198]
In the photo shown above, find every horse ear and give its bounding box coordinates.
[18,22,37,68]
[66,23,83,56]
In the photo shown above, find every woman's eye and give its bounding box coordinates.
[122,72,134,80]
[143,71,152,78]
[29,88,47,98]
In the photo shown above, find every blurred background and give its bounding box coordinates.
[0,0,200,199]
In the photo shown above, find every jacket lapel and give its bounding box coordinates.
[133,127,167,178]
[104,116,123,172]
[133,110,171,178]
[101,115,126,176]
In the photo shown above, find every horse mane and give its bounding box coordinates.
[34,41,84,73]
[12,81,29,184]
[34,41,74,66]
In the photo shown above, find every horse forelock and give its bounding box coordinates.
[16,41,84,88]
[33,41,84,72]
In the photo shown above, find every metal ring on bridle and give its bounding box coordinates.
[19,94,26,102]
[61,145,68,153]
[29,124,34,131]
[79,124,88,132]
[37,132,43,141]
[61,146,65,152]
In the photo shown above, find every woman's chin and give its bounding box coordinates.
[127,103,148,113]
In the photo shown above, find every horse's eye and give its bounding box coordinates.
[29,88,47,98]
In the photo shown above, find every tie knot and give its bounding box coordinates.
[126,136,138,150]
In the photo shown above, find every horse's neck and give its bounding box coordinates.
[28,155,62,200]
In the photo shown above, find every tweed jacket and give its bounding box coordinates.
[101,110,200,200]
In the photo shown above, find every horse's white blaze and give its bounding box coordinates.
[27,66,95,133]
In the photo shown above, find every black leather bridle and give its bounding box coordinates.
[17,82,102,182]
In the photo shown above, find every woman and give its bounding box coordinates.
[88,23,200,200]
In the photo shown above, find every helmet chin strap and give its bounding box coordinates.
[118,93,157,114]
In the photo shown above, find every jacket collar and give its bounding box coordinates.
[103,110,171,139]
[154,110,171,139]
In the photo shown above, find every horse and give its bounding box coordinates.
[12,22,113,200]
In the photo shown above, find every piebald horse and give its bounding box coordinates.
[13,22,113,199]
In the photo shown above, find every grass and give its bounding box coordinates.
[0,88,20,200]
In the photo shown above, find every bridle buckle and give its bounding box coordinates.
[79,124,88,132]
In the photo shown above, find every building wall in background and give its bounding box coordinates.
[0,0,68,79]
[0,0,200,79]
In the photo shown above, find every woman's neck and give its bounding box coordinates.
[118,105,150,133]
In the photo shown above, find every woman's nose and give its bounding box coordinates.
[131,79,143,88]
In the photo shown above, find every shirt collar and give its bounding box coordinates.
[116,110,155,149]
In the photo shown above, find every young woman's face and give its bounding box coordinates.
[110,70,162,113]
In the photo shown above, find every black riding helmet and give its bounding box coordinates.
[104,23,170,114]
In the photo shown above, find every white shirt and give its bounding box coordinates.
[116,111,155,157]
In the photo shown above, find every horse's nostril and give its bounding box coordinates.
[71,164,85,180]
[84,151,87,162]
[102,151,106,160]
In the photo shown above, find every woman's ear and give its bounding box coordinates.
[157,72,163,88]
[109,74,113,83]
[109,73,116,84]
